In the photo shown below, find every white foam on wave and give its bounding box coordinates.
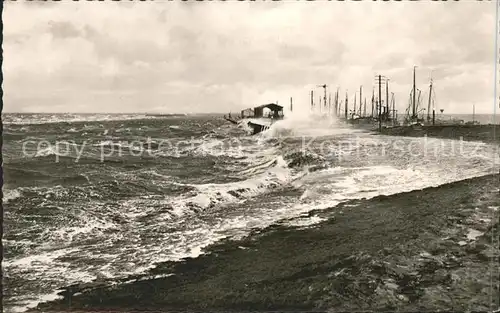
[466,229,484,241]
[35,146,61,157]
[3,189,22,204]
[94,140,117,147]
[194,138,245,158]
[237,157,279,176]
[28,156,307,289]
[4,248,79,268]
[260,112,361,139]
[288,156,496,229]
[48,217,116,244]
[168,156,302,216]
[33,142,82,158]
[93,140,146,153]
[282,215,327,227]
[165,135,281,167]
[271,131,498,228]
[4,210,117,312]
[7,291,65,313]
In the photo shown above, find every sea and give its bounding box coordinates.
[2,112,499,312]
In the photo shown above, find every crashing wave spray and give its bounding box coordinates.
[259,104,353,139]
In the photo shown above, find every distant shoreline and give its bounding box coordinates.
[144,113,187,117]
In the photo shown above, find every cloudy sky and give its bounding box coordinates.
[3,1,498,114]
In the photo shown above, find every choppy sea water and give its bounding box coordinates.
[2,113,499,312]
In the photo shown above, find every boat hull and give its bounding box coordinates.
[241,118,279,135]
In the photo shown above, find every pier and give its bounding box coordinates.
[222,66,498,140]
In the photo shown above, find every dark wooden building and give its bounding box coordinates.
[247,103,284,119]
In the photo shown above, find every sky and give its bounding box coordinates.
[2,1,499,114]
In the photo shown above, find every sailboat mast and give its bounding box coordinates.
[328,93,332,115]
[324,86,327,112]
[371,88,374,118]
[311,90,314,111]
[412,66,417,119]
[427,77,433,122]
[378,75,382,131]
[359,86,363,116]
[391,92,396,122]
[417,89,422,118]
[354,92,357,116]
[335,88,340,116]
[386,79,389,120]
[406,91,412,122]
[345,91,348,119]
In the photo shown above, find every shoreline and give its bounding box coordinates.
[34,173,500,312]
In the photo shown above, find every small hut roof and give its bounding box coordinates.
[253,103,283,111]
